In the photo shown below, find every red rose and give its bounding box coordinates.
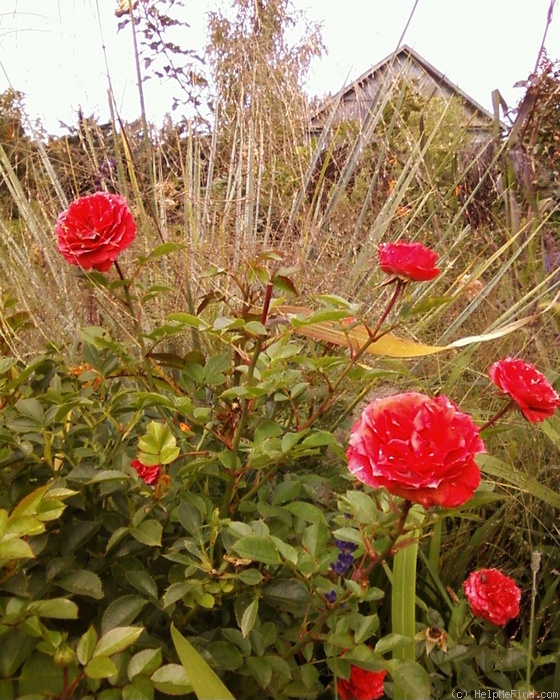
[463,568,521,626]
[56,192,136,272]
[347,393,485,508]
[488,357,560,423]
[378,241,440,281]
[338,666,386,700]
[130,459,160,485]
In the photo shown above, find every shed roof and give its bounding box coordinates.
[311,45,496,132]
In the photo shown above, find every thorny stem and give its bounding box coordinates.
[220,280,275,517]
[299,278,406,431]
[114,260,154,389]
[352,499,413,582]
[480,398,516,432]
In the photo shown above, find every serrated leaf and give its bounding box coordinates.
[151,664,193,696]
[29,598,79,619]
[77,626,98,665]
[58,570,103,599]
[375,633,413,655]
[94,626,143,658]
[128,648,162,680]
[101,595,147,635]
[85,655,118,679]
[232,536,280,566]
[246,656,272,689]
[0,538,34,560]
[387,659,431,698]
[241,598,259,638]
[131,520,162,547]
[284,501,327,524]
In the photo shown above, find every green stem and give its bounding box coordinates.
[352,499,412,582]
[527,550,541,688]
[299,279,406,431]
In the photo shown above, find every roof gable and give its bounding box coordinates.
[311,45,495,134]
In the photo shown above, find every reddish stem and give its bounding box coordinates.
[480,399,516,432]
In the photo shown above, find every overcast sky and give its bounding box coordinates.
[0,0,558,134]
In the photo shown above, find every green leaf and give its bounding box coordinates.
[28,598,78,619]
[94,627,143,658]
[302,522,330,557]
[375,633,414,655]
[246,656,272,689]
[15,398,43,424]
[386,659,431,699]
[300,430,335,448]
[269,536,298,565]
[0,538,34,561]
[171,624,235,700]
[353,614,380,644]
[241,598,259,638]
[232,536,280,566]
[57,570,103,599]
[128,648,162,680]
[284,501,327,524]
[85,656,118,679]
[139,241,185,264]
[101,595,147,635]
[122,677,155,700]
[131,520,163,547]
[77,626,98,665]
[237,569,264,585]
[126,569,158,598]
[9,485,50,520]
[18,652,63,697]
[138,421,178,465]
[207,642,243,671]
[151,664,193,696]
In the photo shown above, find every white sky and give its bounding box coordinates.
[0,0,558,135]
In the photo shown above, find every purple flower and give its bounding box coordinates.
[334,539,358,553]
[325,590,337,604]
[330,551,354,575]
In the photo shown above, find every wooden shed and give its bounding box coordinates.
[310,45,496,143]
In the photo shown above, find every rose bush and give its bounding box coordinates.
[488,357,560,423]
[377,241,440,281]
[55,191,136,271]
[347,392,485,508]
[337,665,386,700]
[463,568,521,626]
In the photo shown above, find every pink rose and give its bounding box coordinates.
[488,357,560,423]
[338,666,386,700]
[56,192,136,272]
[347,393,485,508]
[463,568,521,626]
[130,459,160,485]
[378,241,440,281]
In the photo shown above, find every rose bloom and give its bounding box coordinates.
[377,241,440,281]
[347,393,485,509]
[463,568,521,626]
[130,459,160,485]
[56,192,136,272]
[488,357,560,423]
[338,666,386,700]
